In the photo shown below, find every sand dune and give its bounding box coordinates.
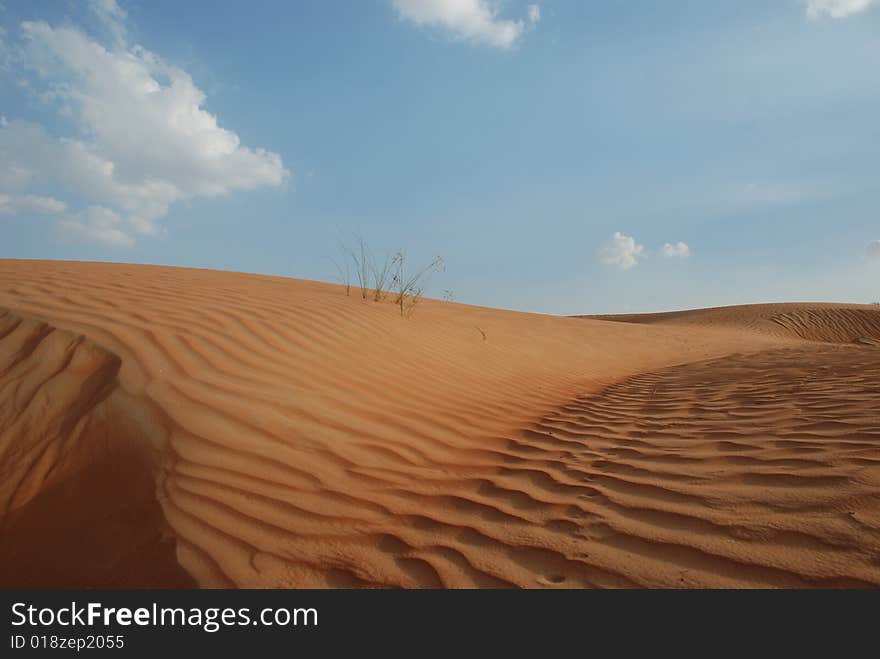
[588,302,880,345]
[0,310,193,587]
[0,260,878,587]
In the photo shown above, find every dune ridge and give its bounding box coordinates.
[586,302,880,345]
[0,260,878,587]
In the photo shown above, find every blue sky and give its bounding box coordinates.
[1,0,878,313]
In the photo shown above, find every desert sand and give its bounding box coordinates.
[0,259,878,588]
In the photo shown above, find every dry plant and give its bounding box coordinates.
[370,252,393,302]
[331,255,351,296]
[351,236,371,300]
[391,251,444,317]
[334,235,382,300]
[333,236,444,317]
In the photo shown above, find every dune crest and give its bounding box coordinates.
[587,303,880,345]
[0,260,878,587]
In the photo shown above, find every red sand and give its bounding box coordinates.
[1,260,878,587]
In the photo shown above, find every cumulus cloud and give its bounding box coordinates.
[0,2,287,246]
[867,240,880,262]
[600,232,645,270]
[661,241,691,258]
[806,0,880,18]
[599,233,694,270]
[88,0,127,47]
[58,205,134,247]
[0,192,66,214]
[392,0,538,48]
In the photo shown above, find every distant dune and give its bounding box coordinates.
[1,260,878,587]
[586,303,880,345]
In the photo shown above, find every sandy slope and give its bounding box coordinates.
[587,303,880,345]
[0,260,878,588]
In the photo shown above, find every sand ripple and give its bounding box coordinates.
[1,261,878,587]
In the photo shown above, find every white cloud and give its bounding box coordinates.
[867,240,880,262]
[392,0,536,48]
[59,205,135,247]
[0,192,66,215]
[661,241,691,258]
[806,0,880,18]
[0,4,287,246]
[599,233,694,270]
[528,4,541,24]
[600,232,645,270]
[89,0,127,47]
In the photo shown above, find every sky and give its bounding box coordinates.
[1,0,879,314]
